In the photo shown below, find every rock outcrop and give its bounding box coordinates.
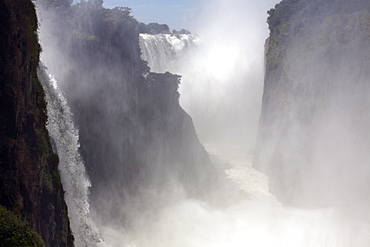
[38,2,217,224]
[0,0,74,245]
[255,0,370,207]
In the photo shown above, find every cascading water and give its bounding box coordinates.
[35,0,370,246]
[37,65,103,247]
[139,33,201,73]
[139,31,262,157]
[137,8,370,247]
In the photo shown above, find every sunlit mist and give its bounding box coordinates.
[36,0,370,246]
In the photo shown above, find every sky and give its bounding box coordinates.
[72,0,279,32]
[102,0,205,31]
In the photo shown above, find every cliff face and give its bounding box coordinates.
[0,0,73,245]
[38,2,217,224]
[255,0,370,206]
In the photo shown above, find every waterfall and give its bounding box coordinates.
[139,33,201,73]
[38,64,103,247]
[35,1,370,246]
[139,31,263,158]
[137,26,370,247]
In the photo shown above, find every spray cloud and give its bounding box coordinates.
[37,0,370,246]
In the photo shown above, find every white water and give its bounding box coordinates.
[36,23,370,247]
[139,30,263,155]
[137,29,370,247]
[98,144,370,247]
[38,65,103,247]
[35,1,370,246]
[139,33,201,73]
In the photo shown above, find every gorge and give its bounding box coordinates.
[0,0,370,246]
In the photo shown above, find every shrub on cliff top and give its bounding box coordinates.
[0,206,45,247]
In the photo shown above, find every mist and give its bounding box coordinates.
[36,0,370,247]
[165,0,279,159]
[254,1,370,209]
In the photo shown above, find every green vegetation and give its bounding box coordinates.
[256,0,370,205]
[0,0,74,245]
[265,0,370,70]
[0,206,45,247]
[37,0,217,208]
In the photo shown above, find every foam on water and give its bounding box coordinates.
[38,64,103,247]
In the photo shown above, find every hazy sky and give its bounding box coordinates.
[72,0,279,32]
[101,0,205,31]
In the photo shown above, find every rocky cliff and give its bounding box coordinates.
[38,1,217,224]
[0,0,73,245]
[255,0,370,206]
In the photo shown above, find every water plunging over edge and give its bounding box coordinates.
[38,64,104,247]
[136,32,370,247]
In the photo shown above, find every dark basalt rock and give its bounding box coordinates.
[38,1,217,225]
[0,0,74,245]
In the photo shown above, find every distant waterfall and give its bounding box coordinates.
[139,33,200,73]
[139,31,264,157]
[38,65,102,247]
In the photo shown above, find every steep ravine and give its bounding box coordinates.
[37,1,217,227]
[0,0,73,246]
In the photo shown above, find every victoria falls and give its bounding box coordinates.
[1,0,370,246]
